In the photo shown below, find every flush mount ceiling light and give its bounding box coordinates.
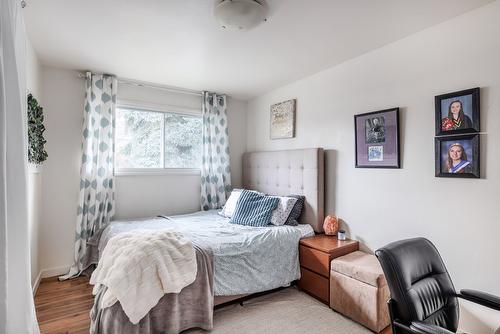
[214,0,268,31]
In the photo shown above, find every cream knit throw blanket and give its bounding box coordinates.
[90,229,197,324]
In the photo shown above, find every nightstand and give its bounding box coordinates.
[297,234,359,304]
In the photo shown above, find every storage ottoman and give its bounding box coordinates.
[330,251,390,333]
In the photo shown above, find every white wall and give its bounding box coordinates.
[38,67,247,273]
[246,2,500,333]
[39,67,85,273]
[26,39,42,287]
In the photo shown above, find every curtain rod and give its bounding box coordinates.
[77,72,203,97]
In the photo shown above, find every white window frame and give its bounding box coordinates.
[114,99,202,176]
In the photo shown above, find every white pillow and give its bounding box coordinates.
[219,189,243,218]
[269,196,298,226]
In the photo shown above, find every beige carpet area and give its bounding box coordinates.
[186,287,373,334]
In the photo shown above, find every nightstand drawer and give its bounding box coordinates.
[298,267,329,304]
[299,245,330,277]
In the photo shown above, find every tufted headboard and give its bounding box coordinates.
[242,148,324,233]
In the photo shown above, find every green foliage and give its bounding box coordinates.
[27,94,48,164]
[164,113,202,168]
[115,108,202,169]
[116,109,162,168]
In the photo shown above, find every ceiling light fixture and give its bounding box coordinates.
[214,0,268,31]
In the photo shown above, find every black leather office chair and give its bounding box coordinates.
[375,238,500,334]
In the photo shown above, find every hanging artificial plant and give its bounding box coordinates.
[27,93,48,165]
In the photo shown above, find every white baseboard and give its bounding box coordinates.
[32,271,42,296]
[32,265,71,295]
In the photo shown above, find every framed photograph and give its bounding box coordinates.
[435,134,479,178]
[435,87,480,136]
[270,99,296,139]
[354,108,400,168]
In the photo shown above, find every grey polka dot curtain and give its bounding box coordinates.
[60,72,117,280]
[200,92,232,210]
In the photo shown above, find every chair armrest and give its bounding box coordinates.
[458,289,500,311]
[391,319,424,334]
[410,321,455,334]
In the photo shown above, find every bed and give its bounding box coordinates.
[89,148,324,333]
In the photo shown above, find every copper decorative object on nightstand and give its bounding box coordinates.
[323,215,339,235]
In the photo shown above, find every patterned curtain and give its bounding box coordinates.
[200,92,232,210]
[60,72,117,280]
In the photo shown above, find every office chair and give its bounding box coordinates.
[375,238,500,334]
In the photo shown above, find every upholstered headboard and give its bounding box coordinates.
[242,148,324,233]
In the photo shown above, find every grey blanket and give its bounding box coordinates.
[90,241,214,334]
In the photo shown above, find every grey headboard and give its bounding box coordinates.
[242,148,324,233]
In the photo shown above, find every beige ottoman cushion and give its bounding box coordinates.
[330,251,387,287]
[330,251,390,333]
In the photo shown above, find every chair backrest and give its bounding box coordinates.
[375,238,459,332]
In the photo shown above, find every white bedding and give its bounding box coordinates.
[163,210,311,295]
[295,223,315,238]
[96,210,315,296]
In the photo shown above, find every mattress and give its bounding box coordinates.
[94,210,314,296]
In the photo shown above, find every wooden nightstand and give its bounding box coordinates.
[297,234,359,304]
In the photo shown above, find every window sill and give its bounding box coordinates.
[114,168,201,176]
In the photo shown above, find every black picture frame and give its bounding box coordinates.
[435,87,480,136]
[435,134,480,178]
[354,108,400,168]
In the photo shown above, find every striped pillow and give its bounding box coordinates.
[230,190,279,227]
[219,189,263,218]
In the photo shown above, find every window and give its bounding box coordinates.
[115,106,202,173]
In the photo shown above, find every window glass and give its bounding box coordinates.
[115,108,163,168]
[115,107,202,170]
[164,113,202,168]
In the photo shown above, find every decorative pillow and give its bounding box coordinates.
[285,195,305,226]
[230,190,279,227]
[219,189,263,218]
[269,196,298,226]
[219,189,242,218]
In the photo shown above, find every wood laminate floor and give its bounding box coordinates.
[34,276,94,334]
[34,276,392,334]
